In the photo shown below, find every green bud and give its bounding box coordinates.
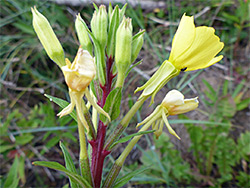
[107,5,119,57]
[90,5,108,49]
[75,13,93,55]
[31,7,65,67]
[115,17,132,87]
[131,30,145,63]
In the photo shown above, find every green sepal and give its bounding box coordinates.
[110,130,155,149]
[126,59,143,77]
[131,30,145,63]
[75,14,93,55]
[99,87,122,124]
[44,94,77,122]
[3,155,19,188]
[119,3,127,23]
[86,30,106,86]
[59,142,80,188]
[135,60,180,105]
[33,161,91,188]
[107,5,119,57]
[113,167,149,188]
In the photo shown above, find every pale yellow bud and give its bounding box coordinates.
[161,90,198,115]
[62,48,96,92]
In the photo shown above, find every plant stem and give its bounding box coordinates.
[103,119,152,187]
[77,113,93,186]
[90,56,114,188]
[104,96,148,150]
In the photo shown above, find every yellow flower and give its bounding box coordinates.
[169,13,224,71]
[137,90,199,139]
[135,13,224,104]
[62,48,96,92]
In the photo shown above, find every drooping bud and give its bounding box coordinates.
[75,14,93,55]
[161,90,199,115]
[31,7,65,67]
[115,17,132,87]
[90,5,108,49]
[62,48,96,92]
[131,30,145,63]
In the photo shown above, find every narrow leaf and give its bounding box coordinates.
[113,167,149,188]
[110,130,155,149]
[44,94,77,122]
[4,156,19,188]
[60,142,80,188]
[33,161,91,188]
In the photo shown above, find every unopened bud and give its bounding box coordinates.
[91,5,108,49]
[75,14,93,55]
[115,17,132,87]
[131,30,144,63]
[31,7,65,67]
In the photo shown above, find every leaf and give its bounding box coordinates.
[0,145,15,153]
[113,167,149,188]
[44,94,77,122]
[15,134,34,145]
[3,155,19,188]
[236,97,250,111]
[33,161,91,188]
[110,130,155,149]
[99,88,122,124]
[59,142,80,188]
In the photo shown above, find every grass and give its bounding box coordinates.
[1,0,249,187]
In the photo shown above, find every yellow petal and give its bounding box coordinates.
[169,14,195,63]
[173,26,224,71]
[161,89,184,107]
[169,97,199,115]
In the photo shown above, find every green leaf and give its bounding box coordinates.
[100,88,122,124]
[44,94,77,122]
[0,144,15,153]
[236,97,250,111]
[33,161,91,188]
[3,156,19,188]
[110,130,155,149]
[113,167,149,188]
[59,142,80,188]
[15,134,34,145]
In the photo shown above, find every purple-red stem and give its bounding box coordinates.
[90,56,115,188]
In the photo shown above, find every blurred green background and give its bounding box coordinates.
[1,0,249,187]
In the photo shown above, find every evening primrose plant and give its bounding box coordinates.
[31,4,224,188]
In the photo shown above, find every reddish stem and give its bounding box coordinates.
[90,56,115,188]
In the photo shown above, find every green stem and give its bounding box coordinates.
[103,119,153,187]
[104,96,148,150]
[115,72,126,88]
[76,114,93,186]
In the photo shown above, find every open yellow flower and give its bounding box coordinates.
[135,14,224,104]
[169,13,224,71]
[137,90,198,139]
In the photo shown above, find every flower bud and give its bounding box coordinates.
[115,17,132,87]
[161,90,199,115]
[90,5,108,49]
[131,30,144,63]
[62,48,96,92]
[75,13,93,55]
[31,7,65,67]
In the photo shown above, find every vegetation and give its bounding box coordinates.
[1,0,249,187]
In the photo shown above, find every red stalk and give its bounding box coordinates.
[90,56,114,188]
